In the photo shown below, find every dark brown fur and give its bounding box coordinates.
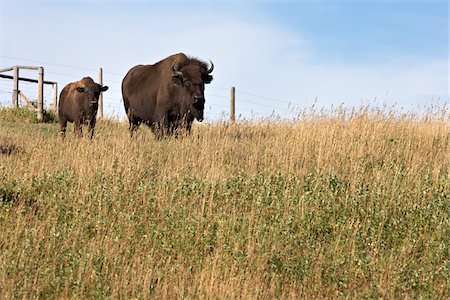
[58,77,108,139]
[121,53,213,138]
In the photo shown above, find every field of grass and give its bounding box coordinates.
[0,106,449,298]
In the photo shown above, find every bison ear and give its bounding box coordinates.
[203,75,213,84]
[76,87,86,93]
[172,74,184,86]
[101,86,109,92]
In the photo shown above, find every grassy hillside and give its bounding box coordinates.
[0,106,449,298]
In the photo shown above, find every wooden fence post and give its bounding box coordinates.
[98,67,103,118]
[230,86,235,123]
[37,67,44,123]
[12,66,19,107]
[52,83,58,111]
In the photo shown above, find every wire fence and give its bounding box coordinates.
[0,55,301,121]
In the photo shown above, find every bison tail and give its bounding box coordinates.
[127,107,133,120]
[123,95,132,119]
[122,95,129,110]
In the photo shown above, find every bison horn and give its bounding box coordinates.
[207,60,214,74]
[171,61,183,77]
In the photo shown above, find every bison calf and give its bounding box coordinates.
[59,77,108,139]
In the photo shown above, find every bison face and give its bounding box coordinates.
[172,60,213,122]
[182,80,206,121]
[76,84,109,107]
[172,76,206,122]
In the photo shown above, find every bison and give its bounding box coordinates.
[121,53,213,138]
[58,77,108,139]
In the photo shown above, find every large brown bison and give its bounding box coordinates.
[121,53,213,138]
[58,77,108,139]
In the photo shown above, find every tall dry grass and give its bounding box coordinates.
[0,105,449,298]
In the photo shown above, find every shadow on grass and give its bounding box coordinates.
[0,137,24,156]
[0,187,19,204]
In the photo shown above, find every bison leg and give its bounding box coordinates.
[159,118,171,139]
[151,122,163,140]
[152,122,168,140]
[88,119,96,139]
[127,108,140,138]
[74,120,83,138]
[185,121,193,136]
[172,121,186,139]
[129,121,140,138]
[59,118,67,139]
[173,118,191,138]
[169,122,177,137]
[151,113,170,140]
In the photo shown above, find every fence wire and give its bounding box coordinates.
[1,55,302,120]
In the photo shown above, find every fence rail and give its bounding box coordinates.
[0,66,58,122]
[1,57,298,122]
[0,73,56,85]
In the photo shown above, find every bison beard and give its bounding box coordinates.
[121,53,214,139]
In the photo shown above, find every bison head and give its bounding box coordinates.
[76,84,108,107]
[172,59,214,122]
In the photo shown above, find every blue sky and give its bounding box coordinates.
[268,2,447,61]
[0,0,448,120]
